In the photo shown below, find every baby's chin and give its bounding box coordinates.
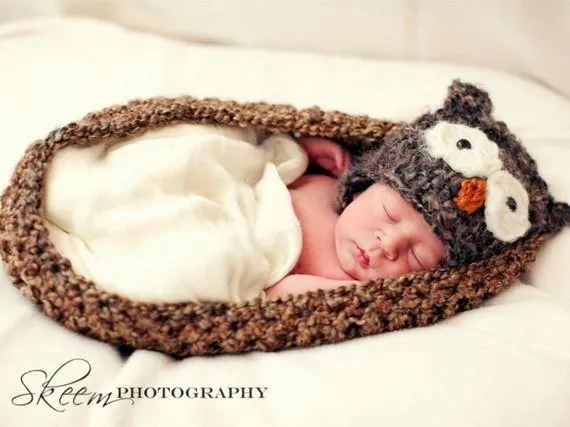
[345,269,384,282]
[345,268,405,282]
[338,263,360,280]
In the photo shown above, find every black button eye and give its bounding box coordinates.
[456,138,472,150]
[506,197,517,212]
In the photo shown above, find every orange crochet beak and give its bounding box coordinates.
[454,178,487,214]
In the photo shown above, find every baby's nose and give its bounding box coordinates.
[374,231,402,261]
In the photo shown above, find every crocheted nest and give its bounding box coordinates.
[0,90,566,357]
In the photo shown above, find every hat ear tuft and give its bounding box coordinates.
[444,79,494,118]
[552,201,570,228]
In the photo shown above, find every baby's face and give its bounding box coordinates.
[334,183,445,281]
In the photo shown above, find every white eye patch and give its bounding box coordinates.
[424,121,503,178]
[485,170,531,242]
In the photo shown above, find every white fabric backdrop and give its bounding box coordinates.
[0,17,569,427]
[1,0,569,98]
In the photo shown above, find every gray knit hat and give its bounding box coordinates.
[334,80,570,267]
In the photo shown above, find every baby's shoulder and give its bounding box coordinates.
[288,174,338,215]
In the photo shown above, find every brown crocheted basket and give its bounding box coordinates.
[0,91,566,358]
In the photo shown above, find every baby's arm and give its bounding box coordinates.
[265,274,359,300]
[298,137,351,178]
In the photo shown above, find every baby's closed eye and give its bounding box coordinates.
[381,204,397,223]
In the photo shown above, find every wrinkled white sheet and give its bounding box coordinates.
[0,17,569,427]
[43,124,307,303]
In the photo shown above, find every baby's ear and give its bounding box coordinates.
[443,80,494,119]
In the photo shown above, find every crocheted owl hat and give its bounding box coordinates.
[334,80,570,267]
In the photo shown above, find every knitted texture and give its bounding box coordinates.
[335,80,570,267]
[0,85,568,357]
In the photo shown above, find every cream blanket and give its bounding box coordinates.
[43,124,308,303]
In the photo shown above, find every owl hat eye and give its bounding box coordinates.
[424,121,503,177]
[485,170,531,242]
[424,121,531,242]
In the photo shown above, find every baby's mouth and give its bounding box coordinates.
[355,245,370,268]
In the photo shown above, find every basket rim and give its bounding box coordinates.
[0,95,549,357]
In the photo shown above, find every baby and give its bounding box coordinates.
[265,137,445,299]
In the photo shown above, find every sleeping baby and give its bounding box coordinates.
[265,137,446,299]
[266,80,559,300]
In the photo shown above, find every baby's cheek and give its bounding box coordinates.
[339,242,355,268]
[377,258,414,280]
[392,259,413,276]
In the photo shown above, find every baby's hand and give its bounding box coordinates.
[298,137,351,178]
